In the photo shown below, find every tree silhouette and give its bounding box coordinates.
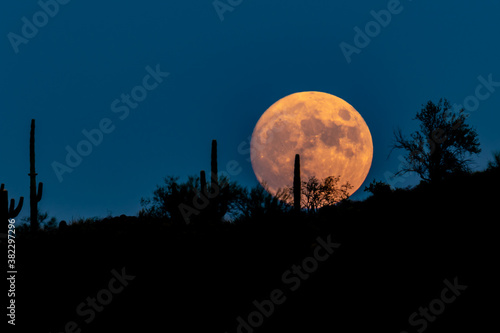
[364,179,393,197]
[141,174,244,224]
[277,175,351,213]
[234,182,289,221]
[392,98,481,183]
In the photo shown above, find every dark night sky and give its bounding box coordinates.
[1,0,499,222]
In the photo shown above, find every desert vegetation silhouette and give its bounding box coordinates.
[391,98,481,183]
[2,100,499,332]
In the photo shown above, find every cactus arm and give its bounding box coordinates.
[8,197,24,218]
[1,190,7,224]
[37,182,43,202]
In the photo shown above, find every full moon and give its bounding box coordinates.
[250,91,373,200]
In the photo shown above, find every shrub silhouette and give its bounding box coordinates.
[141,140,246,224]
[364,179,393,197]
[234,182,289,222]
[277,175,352,213]
[141,174,245,224]
[487,151,500,171]
[22,210,57,230]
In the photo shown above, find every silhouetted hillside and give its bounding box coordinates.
[13,168,499,332]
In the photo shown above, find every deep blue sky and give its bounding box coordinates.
[1,0,499,222]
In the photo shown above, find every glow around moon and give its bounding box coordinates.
[250,91,373,199]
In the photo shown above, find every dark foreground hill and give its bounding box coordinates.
[12,169,499,332]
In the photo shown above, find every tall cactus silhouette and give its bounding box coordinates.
[211,139,218,189]
[209,140,223,222]
[1,184,24,226]
[293,154,301,212]
[200,170,207,196]
[29,119,43,232]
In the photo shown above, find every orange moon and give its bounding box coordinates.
[250,91,373,199]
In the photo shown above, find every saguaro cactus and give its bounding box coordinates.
[293,154,301,212]
[211,139,218,189]
[29,119,43,232]
[209,140,224,222]
[1,184,24,225]
[200,170,207,196]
